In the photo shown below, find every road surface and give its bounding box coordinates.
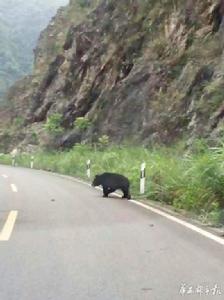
[0,165,224,300]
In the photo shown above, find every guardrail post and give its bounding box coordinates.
[30,156,34,169]
[86,159,91,179]
[140,162,146,194]
[12,155,16,167]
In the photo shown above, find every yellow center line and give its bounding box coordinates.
[0,211,18,241]
[11,184,18,193]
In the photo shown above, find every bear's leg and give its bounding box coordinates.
[103,186,109,197]
[122,187,131,199]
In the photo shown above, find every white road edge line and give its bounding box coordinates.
[129,200,224,246]
[10,184,18,193]
[43,171,224,246]
[2,174,8,179]
[69,177,224,246]
[0,211,18,241]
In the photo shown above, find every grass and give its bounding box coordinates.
[1,142,224,225]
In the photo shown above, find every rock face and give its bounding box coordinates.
[2,0,224,151]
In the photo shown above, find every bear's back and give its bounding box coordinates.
[99,172,129,187]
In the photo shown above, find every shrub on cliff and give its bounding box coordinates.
[44,113,64,135]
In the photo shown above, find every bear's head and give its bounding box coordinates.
[92,175,101,187]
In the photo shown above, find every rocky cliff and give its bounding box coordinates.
[1,0,224,151]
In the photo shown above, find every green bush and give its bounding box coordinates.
[98,135,109,149]
[44,113,64,135]
[74,117,91,131]
[30,131,39,145]
[13,117,25,128]
[77,0,91,8]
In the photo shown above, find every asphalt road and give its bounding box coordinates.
[0,165,224,300]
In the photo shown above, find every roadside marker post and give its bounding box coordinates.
[12,155,16,167]
[86,160,91,179]
[30,156,34,169]
[11,148,18,167]
[140,162,146,194]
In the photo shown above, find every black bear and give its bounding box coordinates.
[92,172,131,199]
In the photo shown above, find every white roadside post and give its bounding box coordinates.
[86,159,91,179]
[11,148,18,167]
[12,155,16,167]
[140,162,146,194]
[30,156,34,169]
